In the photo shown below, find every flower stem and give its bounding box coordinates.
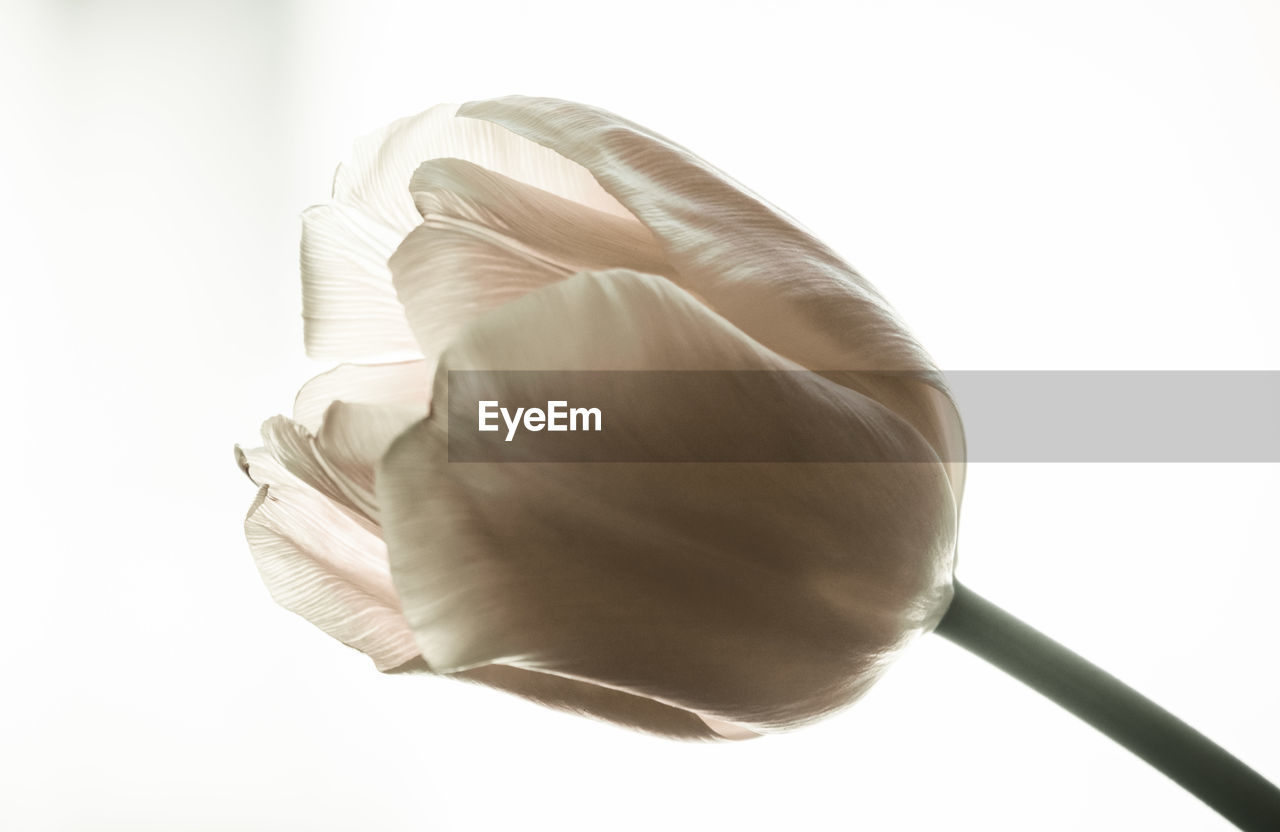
[934,581,1280,831]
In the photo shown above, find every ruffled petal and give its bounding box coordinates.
[293,361,431,432]
[254,416,359,523]
[457,96,965,498]
[242,479,419,672]
[377,271,956,735]
[250,403,419,525]
[238,403,421,669]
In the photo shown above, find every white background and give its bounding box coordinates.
[3,1,1277,829]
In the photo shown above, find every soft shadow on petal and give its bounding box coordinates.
[457,97,965,499]
[293,360,431,432]
[377,271,956,734]
[300,203,422,361]
[243,481,419,672]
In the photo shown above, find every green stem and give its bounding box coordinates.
[934,582,1280,831]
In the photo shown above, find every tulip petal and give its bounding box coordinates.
[387,219,568,365]
[457,96,965,498]
[250,403,419,525]
[254,416,358,522]
[293,360,431,432]
[389,158,674,364]
[304,101,637,363]
[377,270,956,734]
[409,158,669,276]
[300,203,422,361]
[313,401,422,521]
[333,103,632,240]
[242,479,419,672]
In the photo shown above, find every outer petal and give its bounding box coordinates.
[457,96,965,498]
[237,399,423,669]
[240,473,419,673]
[377,271,956,734]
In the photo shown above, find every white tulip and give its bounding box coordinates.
[238,97,964,740]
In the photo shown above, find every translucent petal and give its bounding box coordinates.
[390,157,673,364]
[333,102,633,239]
[313,401,422,521]
[388,220,568,365]
[250,402,418,526]
[377,271,956,734]
[301,100,634,363]
[300,203,421,361]
[243,479,418,672]
[458,96,965,499]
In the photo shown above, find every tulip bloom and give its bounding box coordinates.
[238,97,1280,830]
[239,96,965,739]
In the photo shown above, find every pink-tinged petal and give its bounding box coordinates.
[313,401,422,521]
[254,416,369,529]
[303,101,634,363]
[300,203,421,361]
[293,361,431,432]
[388,219,568,365]
[332,103,633,240]
[243,482,419,672]
[250,405,419,526]
[389,157,673,364]
[377,271,956,735]
[457,96,965,498]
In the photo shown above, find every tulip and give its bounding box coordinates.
[238,97,1280,829]
[238,96,964,740]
